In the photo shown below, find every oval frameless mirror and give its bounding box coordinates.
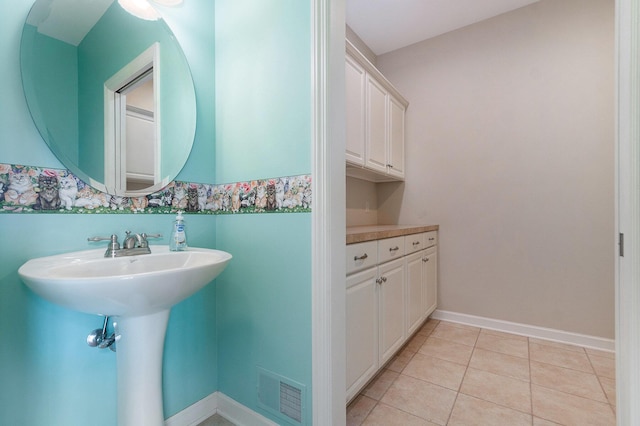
[20,0,196,197]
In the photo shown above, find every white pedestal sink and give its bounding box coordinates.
[18,246,232,426]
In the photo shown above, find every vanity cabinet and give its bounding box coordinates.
[345,41,407,182]
[345,230,438,403]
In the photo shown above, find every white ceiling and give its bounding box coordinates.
[346,0,540,55]
[26,0,113,46]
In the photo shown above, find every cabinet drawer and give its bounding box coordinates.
[377,236,405,263]
[425,231,438,248]
[346,241,378,275]
[404,233,426,255]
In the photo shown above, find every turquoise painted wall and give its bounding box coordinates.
[0,0,218,424]
[20,24,79,165]
[214,1,313,424]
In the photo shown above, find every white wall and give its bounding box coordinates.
[375,0,615,338]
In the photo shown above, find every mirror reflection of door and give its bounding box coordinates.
[104,43,160,195]
[119,70,157,191]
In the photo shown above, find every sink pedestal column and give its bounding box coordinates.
[114,309,170,426]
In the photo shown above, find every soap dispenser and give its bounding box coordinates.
[170,211,188,251]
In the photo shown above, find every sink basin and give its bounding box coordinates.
[18,246,231,317]
[19,245,231,426]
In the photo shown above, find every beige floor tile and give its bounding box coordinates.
[469,348,530,381]
[460,368,531,413]
[361,403,438,426]
[362,369,399,400]
[405,332,429,353]
[589,353,616,379]
[475,332,529,359]
[599,376,616,406]
[585,347,615,359]
[533,417,562,425]
[380,374,457,425]
[402,352,467,390]
[448,393,532,426]
[387,347,415,373]
[531,384,616,426]
[530,360,607,402]
[419,337,474,366]
[347,395,377,426]
[439,321,481,333]
[530,343,593,373]
[480,328,529,341]
[417,319,440,336]
[430,323,479,347]
[529,338,585,353]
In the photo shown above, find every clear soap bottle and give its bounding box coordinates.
[170,211,188,251]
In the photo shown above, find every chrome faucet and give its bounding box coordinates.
[88,231,162,258]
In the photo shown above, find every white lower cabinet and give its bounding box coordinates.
[346,231,438,403]
[424,246,438,317]
[346,268,378,401]
[405,245,438,336]
[378,258,406,365]
[406,251,425,336]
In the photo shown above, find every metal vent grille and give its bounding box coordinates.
[279,382,302,422]
[257,367,305,425]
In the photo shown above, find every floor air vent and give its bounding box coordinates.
[257,367,306,424]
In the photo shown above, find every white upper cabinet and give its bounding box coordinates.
[346,41,408,182]
[345,54,366,166]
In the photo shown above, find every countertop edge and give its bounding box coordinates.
[346,225,439,245]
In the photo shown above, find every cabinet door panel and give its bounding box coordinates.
[406,251,424,336]
[424,247,438,317]
[378,258,405,365]
[345,54,366,166]
[365,75,388,174]
[346,268,378,401]
[388,95,405,179]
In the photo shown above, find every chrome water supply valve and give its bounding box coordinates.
[87,316,116,352]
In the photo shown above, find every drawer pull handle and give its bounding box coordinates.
[422,257,429,262]
[354,253,368,261]
[376,276,387,284]
[389,246,400,252]
[429,238,435,241]
[412,241,421,246]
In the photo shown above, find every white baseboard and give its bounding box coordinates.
[165,393,218,426]
[217,393,278,426]
[431,309,615,352]
[165,392,277,426]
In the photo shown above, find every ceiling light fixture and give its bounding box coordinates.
[118,0,161,21]
[151,0,184,5]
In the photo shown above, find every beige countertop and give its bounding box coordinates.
[346,224,439,245]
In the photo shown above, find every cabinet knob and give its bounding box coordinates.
[422,257,429,262]
[386,164,393,168]
[389,246,400,252]
[376,278,383,285]
[354,253,368,261]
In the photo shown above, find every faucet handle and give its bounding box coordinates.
[88,234,120,254]
[88,234,118,243]
[142,233,162,239]
[139,233,162,248]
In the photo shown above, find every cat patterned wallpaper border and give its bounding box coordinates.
[0,163,312,215]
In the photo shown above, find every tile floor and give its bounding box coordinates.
[197,413,235,426]
[347,319,616,426]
